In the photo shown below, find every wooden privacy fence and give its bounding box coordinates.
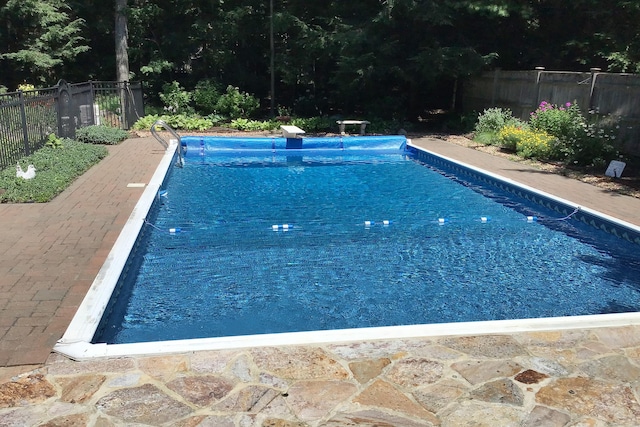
[462,68,640,156]
[0,80,144,169]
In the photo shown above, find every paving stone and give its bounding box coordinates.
[212,384,281,413]
[0,373,56,408]
[409,344,464,360]
[440,401,525,427]
[231,354,255,382]
[514,369,548,384]
[181,415,236,427]
[523,356,570,377]
[171,416,209,427]
[451,360,522,385]
[578,354,640,383]
[286,380,357,421]
[521,405,571,427]
[166,375,235,407]
[439,335,526,358]
[39,412,89,427]
[137,355,189,381]
[188,350,239,374]
[469,378,524,406]
[326,340,415,360]
[325,408,437,426]
[385,357,443,387]
[251,347,349,380]
[57,374,106,403]
[591,326,640,349]
[536,377,640,424]
[93,416,117,427]
[0,407,47,427]
[46,356,136,376]
[353,379,439,424]
[262,418,309,427]
[348,358,390,384]
[106,373,141,388]
[412,378,468,412]
[95,383,193,424]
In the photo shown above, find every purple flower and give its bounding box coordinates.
[565,102,571,107]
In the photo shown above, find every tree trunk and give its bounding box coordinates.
[115,0,129,82]
[115,0,129,128]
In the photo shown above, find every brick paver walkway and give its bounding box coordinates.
[1,134,640,368]
[0,137,165,366]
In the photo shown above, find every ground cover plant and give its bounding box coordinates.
[75,125,129,145]
[0,139,108,202]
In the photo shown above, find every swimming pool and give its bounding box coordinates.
[55,135,640,359]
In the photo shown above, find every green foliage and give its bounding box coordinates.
[75,125,129,145]
[160,81,193,114]
[193,80,221,115]
[498,125,555,159]
[229,118,279,132]
[290,117,332,133]
[474,108,525,134]
[214,86,259,120]
[529,101,618,165]
[132,114,214,131]
[0,140,108,203]
[0,0,89,84]
[46,133,63,149]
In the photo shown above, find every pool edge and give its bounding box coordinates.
[53,138,640,361]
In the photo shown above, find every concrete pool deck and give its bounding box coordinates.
[1,135,640,425]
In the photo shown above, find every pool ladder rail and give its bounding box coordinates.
[150,119,184,167]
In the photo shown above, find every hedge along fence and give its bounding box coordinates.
[0,80,144,169]
[462,68,640,156]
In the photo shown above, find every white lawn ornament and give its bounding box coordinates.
[16,163,36,180]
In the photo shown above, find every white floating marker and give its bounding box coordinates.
[169,227,181,234]
[527,216,538,223]
[480,216,488,223]
[364,220,374,227]
[438,218,447,225]
[272,224,291,231]
[382,220,391,226]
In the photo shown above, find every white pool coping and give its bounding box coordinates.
[53,139,640,361]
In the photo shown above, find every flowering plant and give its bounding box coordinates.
[498,125,555,159]
[529,101,617,165]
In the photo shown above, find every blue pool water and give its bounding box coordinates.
[94,136,640,344]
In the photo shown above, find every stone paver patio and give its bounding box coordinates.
[1,135,640,426]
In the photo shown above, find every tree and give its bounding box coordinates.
[115,0,130,82]
[0,0,89,87]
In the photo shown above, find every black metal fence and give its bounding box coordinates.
[0,80,144,169]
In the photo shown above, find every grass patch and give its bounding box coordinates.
[0,139,109,203]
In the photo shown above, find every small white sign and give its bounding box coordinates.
[605,160,626,178]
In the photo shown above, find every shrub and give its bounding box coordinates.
[215,85,259,119]
[75,125,129,145]
[475,108,524,134]
[529,101,618,165]
[498,126,556,159]
[160,81,193,114]
[193,79,221,115]
[0,140,108,203]
[132,114,214,131]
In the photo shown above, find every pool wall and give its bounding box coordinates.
[53,137,640,360]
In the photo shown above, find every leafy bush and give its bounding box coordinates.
[529,101,617,165]
[229,118,279,132]
[75,125,129,145]
[215,85,259,119]
[193,79,221,115]
[132,114,214,131]
[290,116,332,133]
[498,125,556,159]
[0,140,108,203]
[160,81,193,114]
[475,108,525,134]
